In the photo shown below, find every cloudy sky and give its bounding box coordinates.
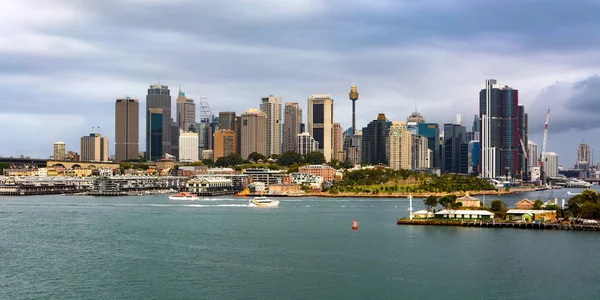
[1,0,599,167]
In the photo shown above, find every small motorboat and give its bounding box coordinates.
[352,218,359,230]
[168,192,200,201]
[248,196,279,208]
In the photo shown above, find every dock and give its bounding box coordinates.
[396,219,600,231]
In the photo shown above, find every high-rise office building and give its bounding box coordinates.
[442,123,468,174]
[333,123,344,161]
[417,123,440,169]
[576,142,591,169]
[241,108,267,159]
[297,132,319,155]
[179,131,199,163]
[388,122,411,170]
[81,133,109,162]
[214,129,236,161]
[412,134,429,169]
[234,115,241,154]
[260,96,282,157]
[147,108,163,161]
[361,113,390,165]
[53,142,66,160]
[527,141,538,168]
[343,128,362,165]
[218,112,236,131]
[480,79,519,178]
[171,120,180,160]
[146,84,173,157]
[283,103,302,153]
[468,140,481,174]
[542,152,559,178]
[407,111,426,124]
[115,97,139,162]
[176,89,196,132]
[518,105,528,179]
[307,94,334,161]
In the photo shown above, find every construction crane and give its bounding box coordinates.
[539,109,550,184]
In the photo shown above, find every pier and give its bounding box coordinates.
[396,219,600,231]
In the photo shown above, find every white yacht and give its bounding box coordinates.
[168,192,200,201]
[248,196,279,208]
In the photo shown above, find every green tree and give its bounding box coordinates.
[190,161,204,166]
[277,151,305,166]
[0,162,10,173]
[423,195,438,218]
[340,160,354,169]
[490,200,506,212]
[201,159,215,167]
[567,189,600,219]
[287,163,300,173]
[438,195,458,210]
[533,199,544,209]
[119,162,133,171]
[304,151,326,165]
[248,152,266,162]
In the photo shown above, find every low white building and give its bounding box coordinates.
[434,210,495,220]
[37,168,48,177]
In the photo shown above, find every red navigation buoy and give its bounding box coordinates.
[352,218,359,230]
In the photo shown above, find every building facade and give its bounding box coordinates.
[179,131,199,163]
[218,112,236,131]
[176,89,196,132]
[146,84,172,158]
[115,97,139,162]
[241,108,267,159]
[344,130,362,165]
[576,142,591,170]
[542,152,559,178]
[528,141,538,168]
[80,133,109,162]
[411,134,429,169]
[307,94,334,162]
[442,124,468,174]
[147,108,163,161]
[332,123,344,161]
[417,123,440,169]
[260,95,282,157]
[361,114,390,165]
[283,102,302,153]
[388,122,411,170]
[296,132,319,155]
[298,165,336,182]
[214,129,236,161]
[53,142,66,161]
[480,79,520,178]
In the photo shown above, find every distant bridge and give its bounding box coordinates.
[0,157,47,167]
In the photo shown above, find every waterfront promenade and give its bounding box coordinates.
[397,219,600,231]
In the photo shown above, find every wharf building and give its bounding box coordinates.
[283,103,302,153]
[90,176,188,196]
[115,97,139,162]
[480,79,527,178]
[0,177,94,195]
[296,132,319,155]
[146,84,174,159]
[81,133,109,162]
[307,94,334,162]
[176,88,196,132]
[361,113,390,165]
[186,177,234,195]
[241,108,267,159]
[260,95,282,156]
[53,142,66,160]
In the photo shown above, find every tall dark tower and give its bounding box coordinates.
[349,83,359,134]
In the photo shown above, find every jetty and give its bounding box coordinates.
[396,219,600,232]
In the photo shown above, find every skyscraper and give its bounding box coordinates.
[388,122,411,170]
[260,95,282,157]
[176,88,196,132]
[241,108,267,159]
[283,103,302,153]
[179,131,199,163]
[146,84,172,157]
[343,128,362,165]
[115,97,139,162]
[308,94,334,161]
[518,105,528,179]
[442,123,468,174]
[417,123,440,169]
[147,108,163,161]
[411,134,429,169]
[480,79,519,178]
[53,142,66,160]
[577,142,591,169]
[81,133,109,162]
[542,152,559,178]
[214,129,236,161]
[527,141,538,168]
[333,123,344,161]
[218,112,236,131]
[361,113,390,165]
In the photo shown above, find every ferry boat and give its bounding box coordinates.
[168,192,200,201]
[248,196,279,208]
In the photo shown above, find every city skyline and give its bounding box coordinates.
[1,1,600,162]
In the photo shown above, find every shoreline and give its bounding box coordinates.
[305,187,538,198]
[396,219,600,232]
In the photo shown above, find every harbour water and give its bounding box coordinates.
[1,189,599,299]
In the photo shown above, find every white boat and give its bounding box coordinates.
[248,196,279,208]
[168,192,200,201]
